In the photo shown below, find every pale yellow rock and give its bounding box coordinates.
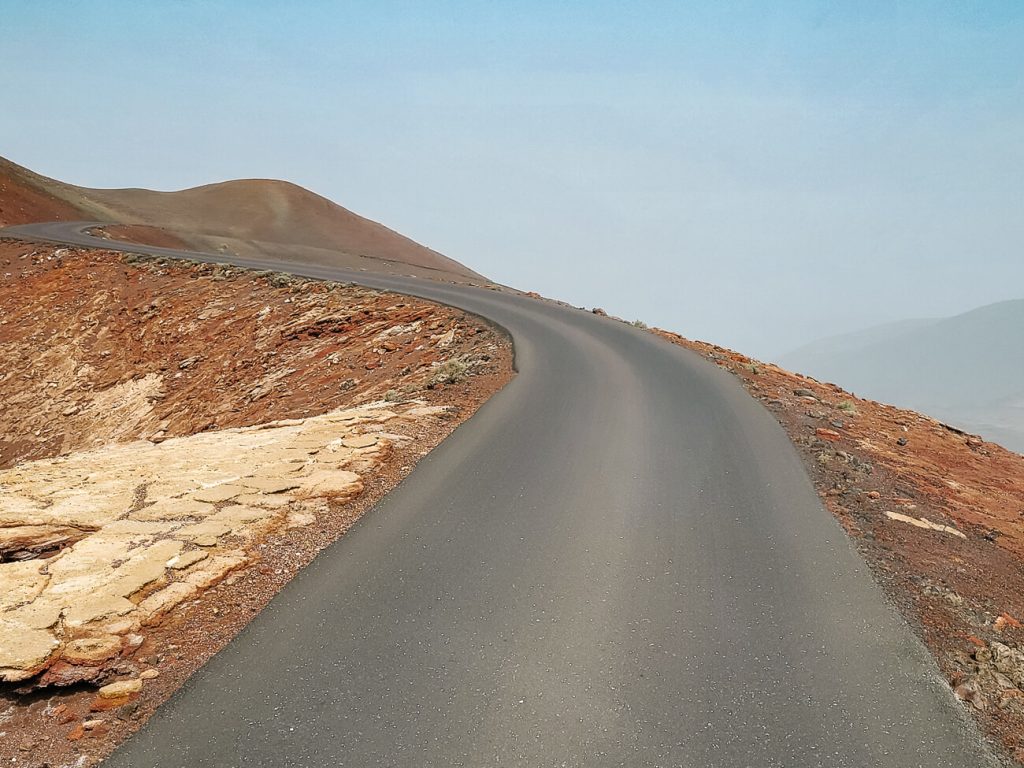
[46,536,136,592]
[884,510,966,538]
[100,520,179,537]
[192,484,248,504]
[406,405,450,417]
[64,596,137,627]
[62,634,121,665]
[341,434,378,449]
[287,439,329,452]
[140,668,159,679]
[97,678,143,699]
[43,490,134,528]
[167,550,209,570]
[0,619,60,682]
[237,477,301,494]
[133,498,215,521]
[307,431,347,442]
[184,555,245,590]
[235,493,292,509]
[5,600,63,630]
[315,446,355,463]
[138,582,198,620]
[100,539,184,600]
[174,520,233,542]
[373,432,412,443]
[0,493,46,525]
[144,479,204,502]
[293,470,362,500]
[0,560,48,610]
[333,407,395,421]
[258,417,306,429]
[208,506,274,534]
[100,616,140,636]
[0,401,434,678]
[323,411,360,423]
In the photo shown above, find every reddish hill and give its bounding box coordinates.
[0,158,87,227]
[0,156,484,283]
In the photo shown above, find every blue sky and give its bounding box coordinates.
[2,1,1022,357]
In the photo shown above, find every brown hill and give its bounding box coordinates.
[0,157,86,226]
[0,156,484,283]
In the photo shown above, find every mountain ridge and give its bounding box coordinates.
[0,155,484,282]
[781,299,1024,453]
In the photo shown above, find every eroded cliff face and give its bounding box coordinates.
[0,240,512,766]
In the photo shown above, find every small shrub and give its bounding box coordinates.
[428,357,471,387]
[384,389,402,402]
[631,319,648,329]
[837,400,859,415]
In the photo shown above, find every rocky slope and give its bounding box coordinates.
[0,155,484,283]
[0,239,512,767]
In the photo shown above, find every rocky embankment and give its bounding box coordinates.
[0,240,512,766]
[653,327,1024,763]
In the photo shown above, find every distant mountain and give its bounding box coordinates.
[781,301,1024,453]
[0,155,484,283]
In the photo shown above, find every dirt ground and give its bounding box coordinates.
[651,327,1024,763]
[0,240,513,767]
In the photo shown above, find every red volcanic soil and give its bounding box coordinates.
[0,159,85,227]
[0,238,512,767]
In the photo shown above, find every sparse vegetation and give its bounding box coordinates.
[631,319,648,329]
[837,399,859,415]
[428,356,471,388]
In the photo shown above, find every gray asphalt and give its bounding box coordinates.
[3,222,998,767]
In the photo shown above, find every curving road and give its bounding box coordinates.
[3,222,997,766]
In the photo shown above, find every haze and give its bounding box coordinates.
[2,1,1022,359]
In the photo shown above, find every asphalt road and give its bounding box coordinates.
[3,223,998,766]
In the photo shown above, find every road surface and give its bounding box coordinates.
[2,222,998,766]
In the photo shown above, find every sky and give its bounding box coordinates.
[2,1,1022,358]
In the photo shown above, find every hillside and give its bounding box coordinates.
[0,238,511,766]
[780,300,1024,453]
[0,156,484,283]
[0,157,86,225]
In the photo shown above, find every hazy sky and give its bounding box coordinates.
[2,1,1022,358]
